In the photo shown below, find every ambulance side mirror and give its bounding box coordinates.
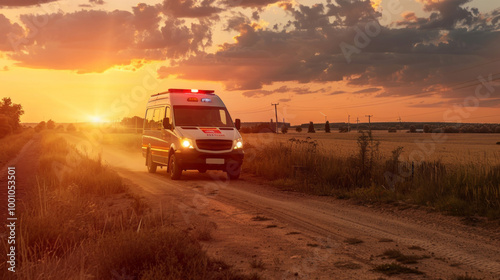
[235,119,241,130]
[163,117,171,130]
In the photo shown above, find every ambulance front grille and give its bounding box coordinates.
[196,140,233,151]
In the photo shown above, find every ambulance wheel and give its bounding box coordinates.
[169,153,182,180]
[146,151,157,173]
[226,160,241,180]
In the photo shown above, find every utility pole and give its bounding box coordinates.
[365,115,373,133]
[348,115,350,132]
[356,117,359,131]
[271,103,279,134]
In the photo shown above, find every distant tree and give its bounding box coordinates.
[295,126,302,133]
[56,124,64,131]
[444,126,459,133]
[66,123,76,132]
[479,125,491,133]
[34,121,46,132]
[325,121,330,133]
[409,125,416,133]
[308,122,315,133]
[0,97,24,132]
[339,126,348,133]
[423,124,431,133]
[495,126,500,133]
[47,119,55,130]
[281,125,288,134]
[0,114,12,138]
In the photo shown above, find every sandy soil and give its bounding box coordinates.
[10,134,500,279]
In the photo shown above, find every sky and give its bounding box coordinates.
[0,0,499,125]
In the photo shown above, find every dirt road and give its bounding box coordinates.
[66,135,500,280]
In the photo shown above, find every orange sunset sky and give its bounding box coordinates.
[0,0,499,125]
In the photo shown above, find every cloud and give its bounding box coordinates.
[162,0,222,18]
[0,14,23,51]
[0,0,57,7]
[7,8,212,73]
[397,0,480,30]
[157,0,500,100]
[220,0,284,8]
[239,85,330,98]
[353,87,380,94]
[328,90,346,95]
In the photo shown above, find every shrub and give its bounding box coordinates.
[409,125,416,133]
[34,121,46,132]
[47,119,55,129]
[495,126,500,133]
[66,123,76,132]
[308,121,315,133]
[423,124,431,133]
[295,126,302,133]
[281,125,288,134]
[388,127,397,133]
[325,121,330,133]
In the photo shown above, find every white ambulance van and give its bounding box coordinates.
[142,89,244,180]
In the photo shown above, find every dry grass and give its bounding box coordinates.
[243,132,500,218]
[3,132,256,280]
[0,128,34,164]
[242,131,500,166]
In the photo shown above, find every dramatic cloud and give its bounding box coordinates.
[0,14,23,51]
[7,7,212,72]
[0,0,57,7]
[162,0,222,18]
[158,0,500,101]
[220,0,284,8]
[240,85,330,97]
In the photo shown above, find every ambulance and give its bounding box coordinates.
[141,89,244,180]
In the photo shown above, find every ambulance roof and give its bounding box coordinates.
[147,89,225,107]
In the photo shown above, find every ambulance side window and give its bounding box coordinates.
[219,109,227,125]
[144,108,155,130]
[154,107,165,130]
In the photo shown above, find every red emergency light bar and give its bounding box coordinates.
[168,88,215,94]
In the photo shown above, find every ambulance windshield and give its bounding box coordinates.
[173,106,234,127]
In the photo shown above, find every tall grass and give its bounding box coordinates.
[244,133,500,218]
[0,128,34,165]
[1,132,257,280]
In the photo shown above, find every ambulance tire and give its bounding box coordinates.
[146,151,157,173]
[226,160,241,180]
[169,153,182,180]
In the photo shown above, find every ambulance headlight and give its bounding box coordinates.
[181,139,194,149]
[234,138,243,149]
